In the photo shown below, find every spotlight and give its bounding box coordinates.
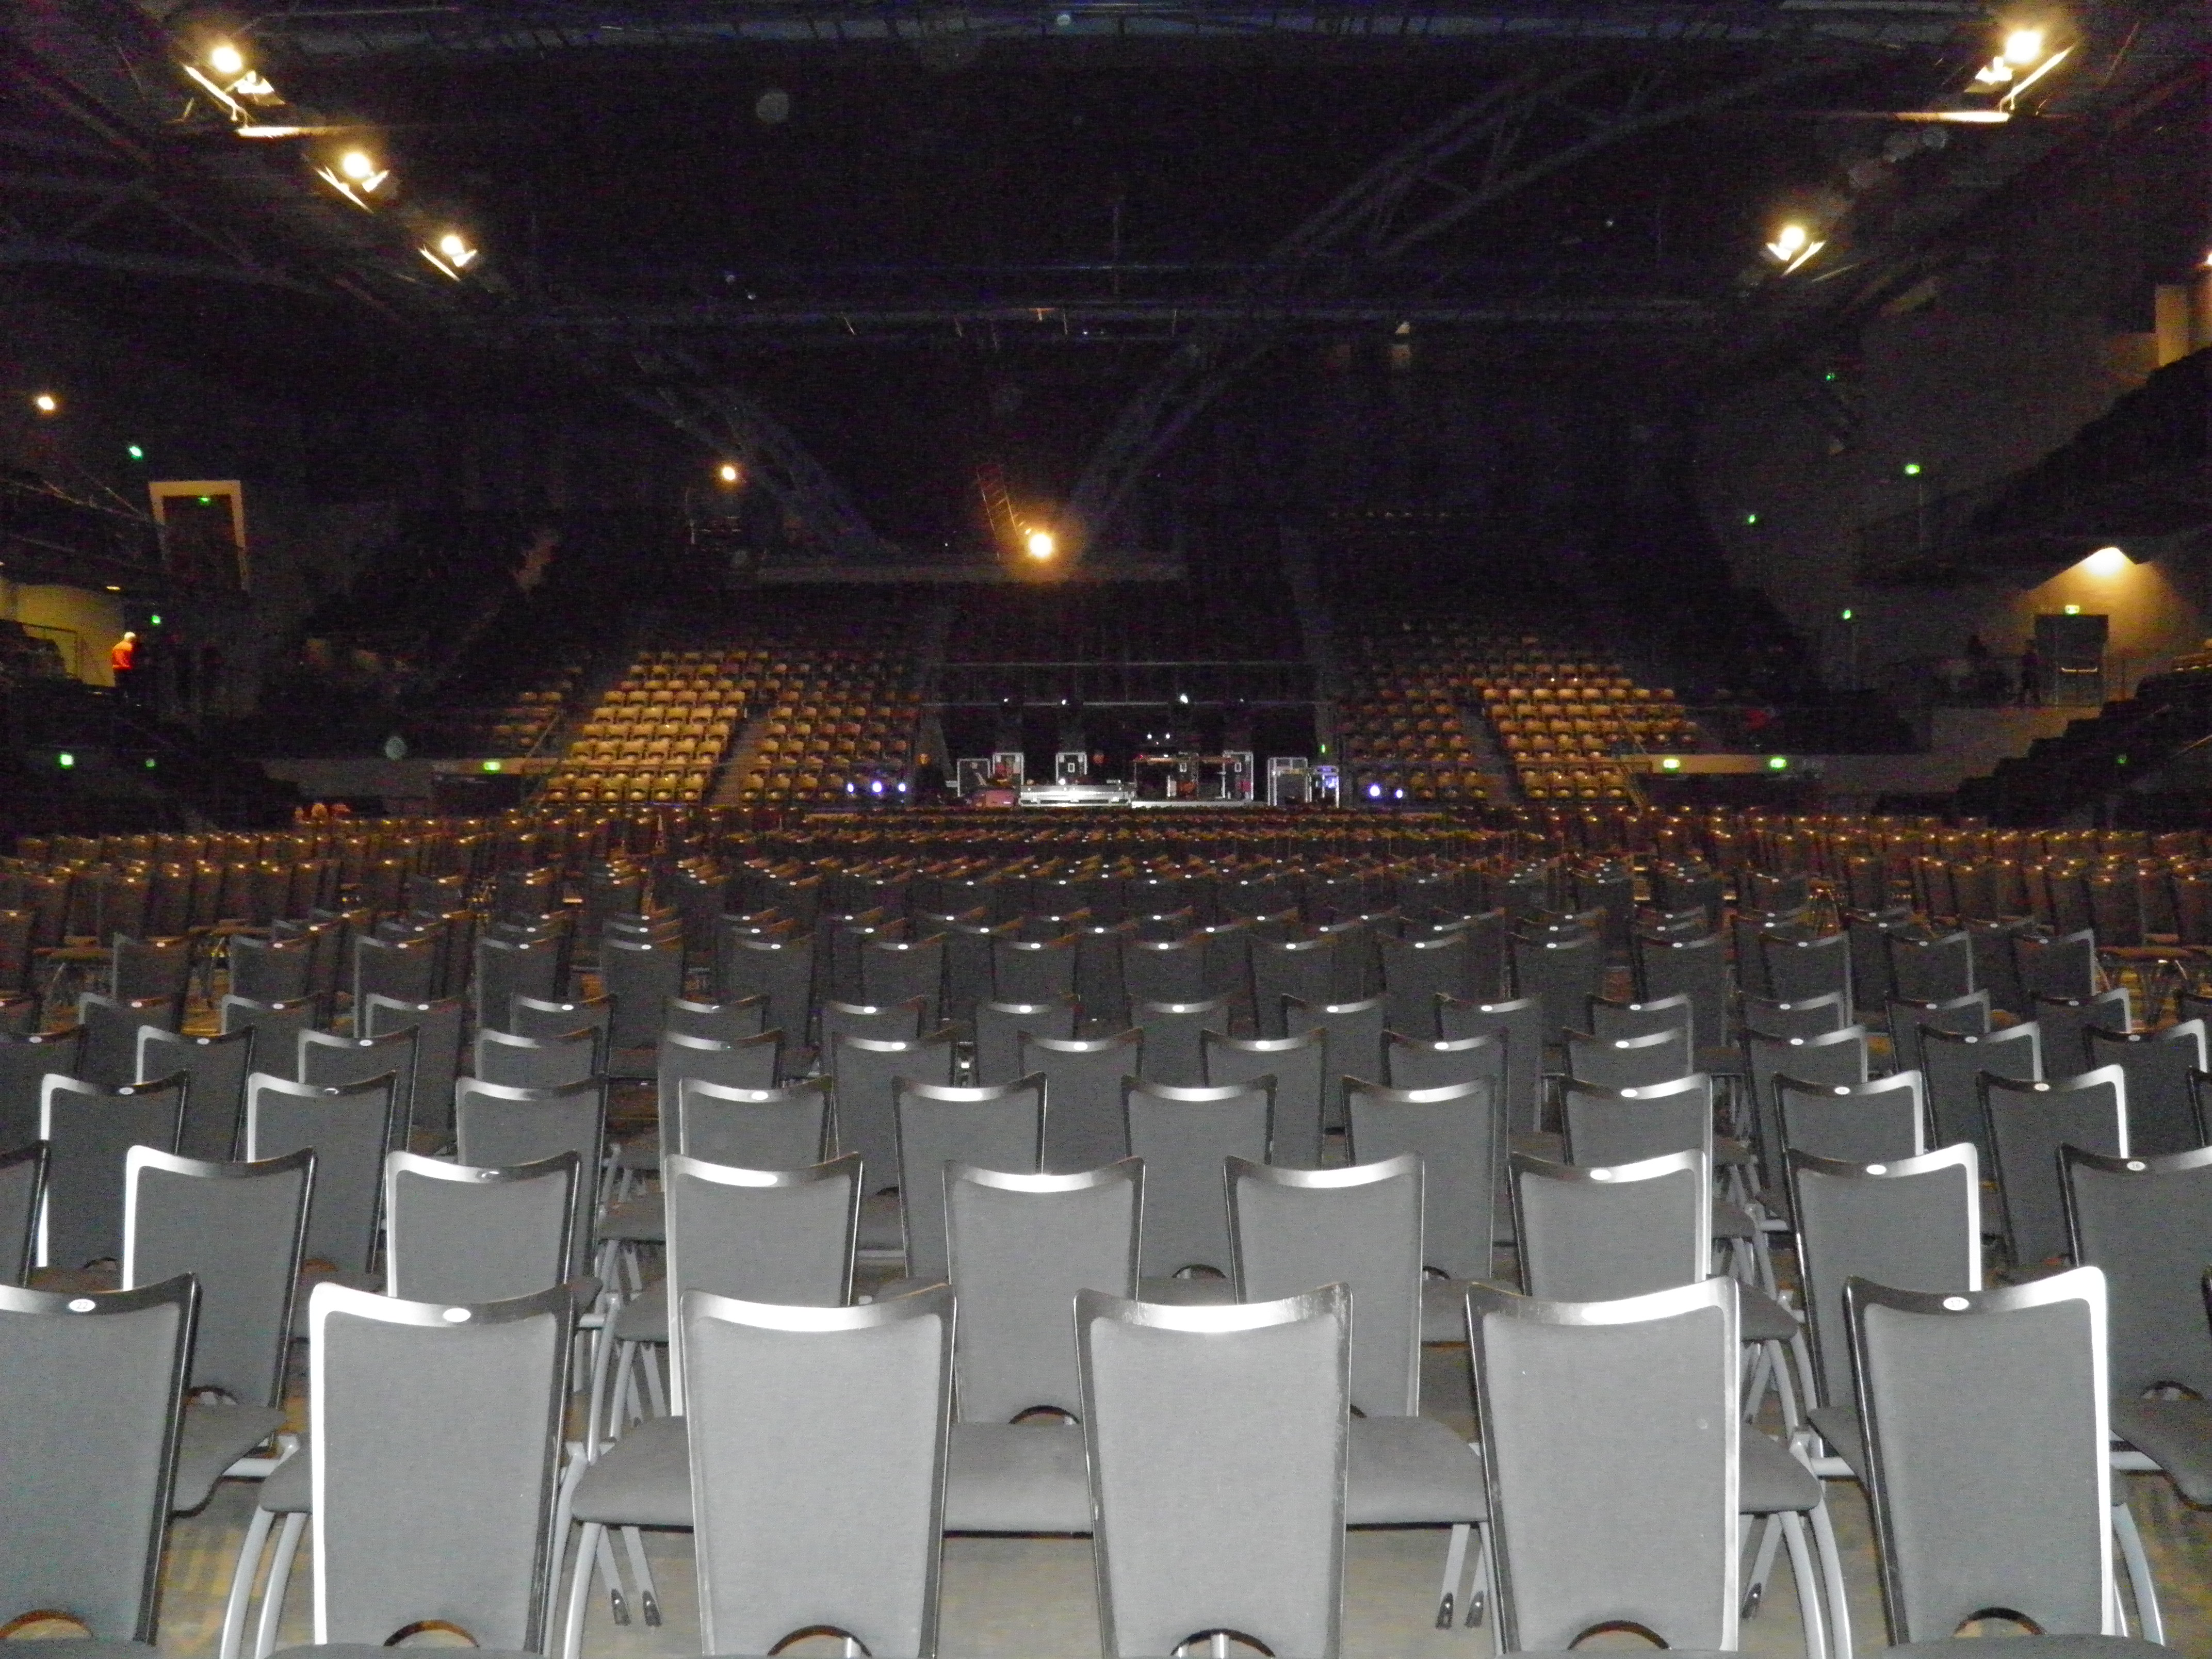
[420,232,479,279]
[2084,546,2129,575]
[2003,27,2046,65]
[31,393,57,414]
[317,148,390,206]
[1764,222,1825,273]
[1367,782,1382,800]
[208,42,246,77]
[1024,528,1056,561]
[339,150,373,180]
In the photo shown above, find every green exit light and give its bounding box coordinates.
[1768,755,1790,771]
[149,613,161,626]
[2064,605,2081,615]
[144,757,157,770]
[1824,372,1837,382]
[57,752,74,769]
[482,759,503,773]
[1840,608,1855,621]
[126,444,144,461]
[1902,463,1923,477]
[1660,756,1682,772]
[1744,512,1759,526]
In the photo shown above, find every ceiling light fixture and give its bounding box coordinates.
[1764,221,1825,273]
[316,148,390,207]
[420,232,480,278]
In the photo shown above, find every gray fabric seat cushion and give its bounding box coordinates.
[1712,1199,1758,1241]
[1346,1416,1486,1526]
[1739,1428,1821,1514]
[1807,1403,1867,1479]
[257,1442,311,1514]
[2110,1396,2212,1504]
[1883,1641,2172,1655]
[171,1402,288,1512]
[572,1414,692,1528]
[598,1193,665,1243]
[612,1284,669,1344]
[1741,1285,1802,1345]
[944,1422,1091,1533]
[857,1192,903,1255]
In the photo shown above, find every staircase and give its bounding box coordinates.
[1957,665,2212,825]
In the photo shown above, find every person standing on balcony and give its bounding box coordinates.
[109,630,139,703]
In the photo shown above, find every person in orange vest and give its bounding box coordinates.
[110,630,139,702]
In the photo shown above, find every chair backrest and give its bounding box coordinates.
[1469,1277,1739,1654]
[38,1072,188,1270]
[2031,987,2132,1074]
[679,1075,831,1171]
[684,1284,953,1659]
[1124,1077,1271,1279]
[1563,1026,1692,1091]
[1229,1154,1421,1417]
[1077,1284,1349,1659]
[663,994,767,1048]
[0,1141,46,1284]
[861,935,947,1026]
[137,1024,255,1163]
[946,1160,1141,1422]
[1251,934,1337,1037]
[362,995,466,1146]
[1632,930,1729,1056]
[821,998,927,1056]
[1120,934,1209,1007]
[1887,991,1991,1079]
[245,1072,400,1274]
[2015,928,2098,1002]
[1745,1024,1868,1199]
[1,1026,84,1148]
[301,1028,418,1153]
[601,934,685,1049]
[972,997,1078,1087]
[1739,990,1850,1040]
[1434,996,1544,1135]
[472,933,564,1029]
[658,1028,783,1146]
[1200,1029,1322,1170]
[353,930,437,1010]
[382,1150,577,1305]
[1022,1029,1144,1175]
[1376,929,1471,1036]
[452,1077,606,1279]
[474,1026,597,1092]
[2062,1144,2212,1398]
[1887,929,1976,1004]
[832,1030,958,1193]
[1847,1267,2119,1643]
[1918,1021,2040,1158]
[995,933,1081,1004]
[1777,1070,1926,1167]
[122,1146,311,1407]
[0,1274,197,1642]
[662,1152,861,1412]
[218,994,321,1058]
[77,993,177,1088]
[1511,1148,1709,1301]
[306,1279,579,1652]
[230,932,313,1004]
[1509,929,1604,1044]
[1587,991,1694,1046]
[1980,1067,2127,1270]
[720,932,817,1035]
[895,1076,1046,1282]
[1558,1074,1714,1170]
[1787,1144,1982,1410]
[2084,1019,2206,1156]
[508,994,614,1066]
[1343,1077,1497,1283]
[1131,996,1229,1088]
[1279,994,1387,1130]
[1760,928,1853,1016]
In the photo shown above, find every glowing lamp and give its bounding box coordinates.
[2004,28,2045,64]
[208,43,246,77]
[2084,546,2128,576]
[1024,529,1056,561]
[32,393,57,414]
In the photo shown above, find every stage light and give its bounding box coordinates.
[870,779,884,795]
[1025,528,1056,561]
[1768,755,1790,770]
[340,150,373,180]
[31,393,57,414]
[1367,782,1382,799]
[2084,546,2129,575]
[208,42,246,77]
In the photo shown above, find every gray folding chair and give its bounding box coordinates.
[297,1279,582,1657]
[454,1077,607,1280]
[1778,1070,1928,1167]
[1229,1155,1489,1629]
[863,934,946,1027]
[1888,929,1976,1005]
[602,934,684,1053]
[821,997,926,1056]
[1509,929,1604,1045]
[2085,1019,2206,1156]
[1076,1284,1350,1659]
[0,1141,45,1284]
[38,1072,187,1270]
[1281,993,1386,1132]
[230,934,312,1005]
[1559,1073,1720,1171]
[1564,1026,1693,1090]
[1189,1029,1315,1170]
[1,1026,84,1148]
[1845,1267,2167,1652]
[1435,996,1544,1137]
[1467,1278,1746,1657]
[1888,991,1991,1081]
[942,1161,1141,1536]
[663,994,768,1047]
[352,931,436,1011]
[361,994,465,1148]
[77,992,177,1088]
[832,1030,959,1196]
[656,1028,783,1146]
[1125,1077,1270,1284]
[474,933,564,1030]
[996,934,1079,1003]
[1252,934,1337,1037]
[139,1025,255,1163]
[244,1072,399,1279]
[719,932,817,1037]
[0,1274,198,1652]
[682,1284,953,1659]
[1761,930,1853,1021]
[1344,1075,1500,1344]
[1377,930,1471,1036]
[894,1075,1045,1283]
[1981,1067,2127,1270]
[2034,987,2133,1073]
[509,994,614,1071]
[300,1027,418,1154]
[1786,1143,1983,1477]
[678,1076,831,1170]
[1740,991,1850,1040]
[1132,996,1229,1088]
[1634,930,1730,1056]
[1587,991,1695,1046]
[220,995,321,1060]
[382,1150,578,1304]
[121,1147,309,1511]
[564,1154,860,1653]
[1121,935,1209,1007]
[972,997,1078,1086]
[1920,1021,2040,1160]
[1022,1028,1143,1175]
[475,1027,597,1091]
[1745,1026,1868,1204]
[2016,928,2100,1002]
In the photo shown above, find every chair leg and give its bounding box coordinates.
[1464,1521,1491,1626]
[561,1520,604,1659]
[1804,1485,1856,1659]
[1435,1521,1469,1628]
[2112,1497,2166,1646]
[1741,1513,1782,1618]
[218,1505,275,1659]
[252,1511,307,1659]
[1780,1511,1830,1659]
[619,1523,662,1623]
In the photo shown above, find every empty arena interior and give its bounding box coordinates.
[3,2,2210,1655]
